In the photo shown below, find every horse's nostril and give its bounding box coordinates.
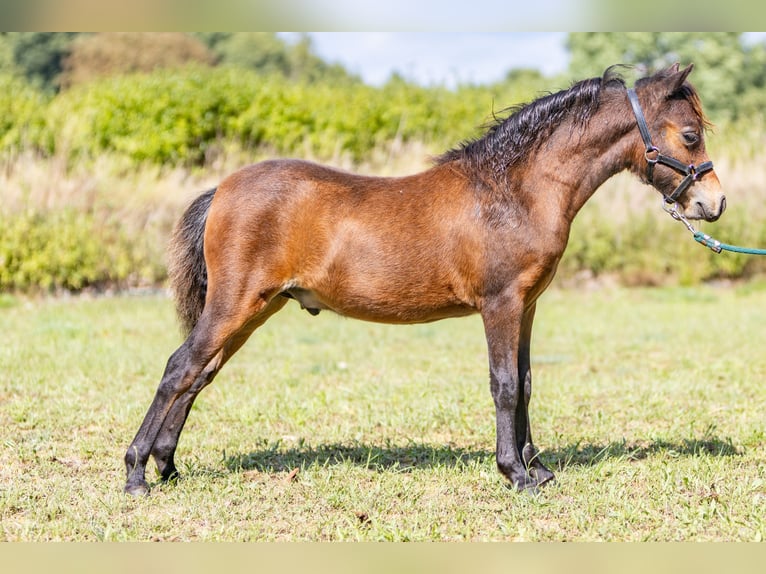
[720,196,727,214]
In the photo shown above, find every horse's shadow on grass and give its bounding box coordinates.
[224,441,494,474]
[543,434,741,470]
[223,434,740,475]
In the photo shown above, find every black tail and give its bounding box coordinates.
[167,188,216,335]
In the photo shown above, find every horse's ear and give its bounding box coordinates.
[664,63,694,94]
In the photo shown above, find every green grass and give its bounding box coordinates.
[1,285,765,541]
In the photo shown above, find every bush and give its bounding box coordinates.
[43,67,529,166]
[0,209,164,292]
[0,73,50,154]
[45,67,255,164]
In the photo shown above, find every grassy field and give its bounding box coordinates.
[0,284,765,541]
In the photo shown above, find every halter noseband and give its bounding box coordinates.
[627,88,714,204]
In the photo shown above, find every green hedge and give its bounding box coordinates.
[0,73,50,153]
[35,68,514,165]
[0,66,547,166]
[0,209,164,292]
[43,67,253,164]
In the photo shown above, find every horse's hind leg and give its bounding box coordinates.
[124,291,281,496]
[147,350,222,483]
[150,297,287,483]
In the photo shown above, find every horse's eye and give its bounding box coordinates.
[682,131,700,146]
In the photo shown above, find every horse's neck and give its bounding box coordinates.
[525,112,635,222]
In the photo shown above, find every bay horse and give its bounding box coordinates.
[124,64,725,496]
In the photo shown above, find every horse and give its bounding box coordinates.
[124,63,726,496]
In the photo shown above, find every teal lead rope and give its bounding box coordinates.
[664,202,766,256]
[693,230,766,255]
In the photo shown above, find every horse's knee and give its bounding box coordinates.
[490,377,519,411]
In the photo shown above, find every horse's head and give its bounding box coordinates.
[629,64,725,222]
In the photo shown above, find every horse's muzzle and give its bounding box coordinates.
[701,194,726,222]
[684,193,726,222]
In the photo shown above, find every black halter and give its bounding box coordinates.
[627,88,714,204]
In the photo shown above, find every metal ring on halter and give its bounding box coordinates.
[644,147,659,164]
[690,165,702,180]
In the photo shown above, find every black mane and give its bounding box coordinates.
[437,68,626,181]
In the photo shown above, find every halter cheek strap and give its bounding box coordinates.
[627,88,714,203]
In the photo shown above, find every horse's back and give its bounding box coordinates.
[215,157,457,204]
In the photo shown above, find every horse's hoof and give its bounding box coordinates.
[519,483,541,496]
[537,474,556,488]
[124,482,150,497]
[507,469,556,495]
[509,475,539,494]
[529,466,556,487]
[158,467,180,484]
[517,477,555,496]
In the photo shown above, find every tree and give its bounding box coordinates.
[0,34,15,72]
[202,32,292,76]
[566,32,761,122]
[58,33,214,88]
[195,32,357,84]
[285,34,358,84]
[1,32,80,91]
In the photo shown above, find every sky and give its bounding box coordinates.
[293,32,766,89]
[289,32,570,88]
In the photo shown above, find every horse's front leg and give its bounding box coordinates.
[518,303,555,486]
[482,293,549,491]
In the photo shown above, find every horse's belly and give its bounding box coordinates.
[280,284,476,324]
